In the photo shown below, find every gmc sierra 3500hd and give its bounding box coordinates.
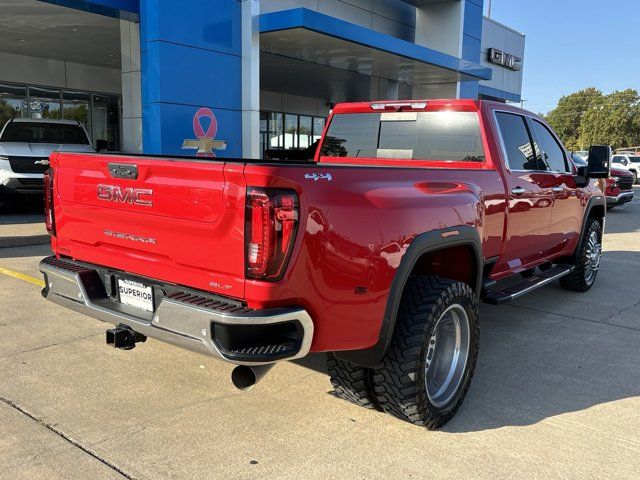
[39,100,610,429]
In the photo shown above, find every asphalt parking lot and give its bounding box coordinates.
[1,193,640,480]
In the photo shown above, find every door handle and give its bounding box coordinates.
[552,186,564,193]
[511,187,526,196]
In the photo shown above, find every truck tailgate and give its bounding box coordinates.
[51,153,247,298]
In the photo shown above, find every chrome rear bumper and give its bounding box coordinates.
[39,256,313,366]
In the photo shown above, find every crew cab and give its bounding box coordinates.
[0,118,93,199]
[39,100,610,429]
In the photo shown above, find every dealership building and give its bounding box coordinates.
[0,0,525,158]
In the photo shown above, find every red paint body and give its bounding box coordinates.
[48,100,601,353]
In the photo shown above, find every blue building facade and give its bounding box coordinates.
[32,0,524,157]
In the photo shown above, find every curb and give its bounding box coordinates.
[0,235,50,249]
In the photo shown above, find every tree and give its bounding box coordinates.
[578,89,640,150]
[0,99,21,128]
[545,88,604,151]
[546,88,640,151]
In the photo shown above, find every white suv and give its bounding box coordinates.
[611,153,640,184]
[0,118,94,198]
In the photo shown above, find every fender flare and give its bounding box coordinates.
[334,226,483,368]
[570,194,606,262]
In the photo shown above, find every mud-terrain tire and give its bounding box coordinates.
[373,276,479,429]
[560,218,603,292]
[327,353,378,409]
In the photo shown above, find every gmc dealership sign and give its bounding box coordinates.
[488,48,522,71]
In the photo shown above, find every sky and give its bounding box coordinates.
[485,0,640,114]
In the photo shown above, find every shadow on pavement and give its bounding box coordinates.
[293,249,640,433]
[0,243,51,259]
[0,197,47,249]
[0,196,44,216]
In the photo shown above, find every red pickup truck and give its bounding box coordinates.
[40,100,610,429]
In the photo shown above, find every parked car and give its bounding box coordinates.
[0,118,94,200]
[611,153,640,184]
[39,100,609,429]
[605,167,634,209]
[574,150,589,161]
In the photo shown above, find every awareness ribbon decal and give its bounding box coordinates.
[182,107,227,157]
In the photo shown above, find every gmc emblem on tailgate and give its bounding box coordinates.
[97,184,153,207]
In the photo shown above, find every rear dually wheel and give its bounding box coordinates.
[372,276,479,429]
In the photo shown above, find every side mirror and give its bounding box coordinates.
[96,139,109,152]
[575,165,589,187]
[586,145,611,178]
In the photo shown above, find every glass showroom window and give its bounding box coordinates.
[313,117,325,143]
[268,112,283,150]
[299,116,312,149]
[259,112,268,158]
[260,112,327,157]
[0,83,27,128]
[29,86,62,120]
[92,94,121,151]
[63,90,92,140]
[284,114,298,149]
[0,82,121,150]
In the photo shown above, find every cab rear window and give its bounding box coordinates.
[320,111,485,162]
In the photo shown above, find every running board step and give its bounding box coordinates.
[483,265,574,305]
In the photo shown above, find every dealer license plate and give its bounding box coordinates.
[117,279,154,312]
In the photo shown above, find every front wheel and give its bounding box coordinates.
[632,171,639,184]
[560,218,603,292]
[373,276,479,429]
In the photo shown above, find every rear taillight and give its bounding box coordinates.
[44,168,56,236]
[245,188,299,281]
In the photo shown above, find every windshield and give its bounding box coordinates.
[320,111,485,162]
[0,122,90,145]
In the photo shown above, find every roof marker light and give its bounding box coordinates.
[370,101,428,111]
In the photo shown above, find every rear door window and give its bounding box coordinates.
[321,111,485,162]
[530,120,568,172]
[495,112,538,170]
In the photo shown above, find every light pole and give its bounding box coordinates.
[487,0,492,18]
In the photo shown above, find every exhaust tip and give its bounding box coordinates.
[231,365,257,391]
[231,364,276,391]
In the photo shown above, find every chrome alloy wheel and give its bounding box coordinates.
[424,304,471,408]
[584,230,602,284]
